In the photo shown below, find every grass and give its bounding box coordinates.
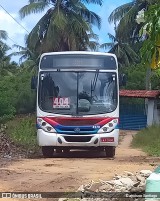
[131,125,160,156]
[6,115,39,153]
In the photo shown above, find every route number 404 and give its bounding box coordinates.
[53,97,70,108]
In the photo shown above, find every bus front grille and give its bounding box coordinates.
[63,136,92,142]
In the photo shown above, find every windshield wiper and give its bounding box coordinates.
[91,70,99,100]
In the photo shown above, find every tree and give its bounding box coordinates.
[0,30,8,60]
[0,30,18,76]
[140,2,160,69]
[19,0,102,54]
[108,0,156,43]
[0,30,7,40]
[134,0,160,89]
[100,33,139,68]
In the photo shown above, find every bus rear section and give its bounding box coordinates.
[35,51,119,158]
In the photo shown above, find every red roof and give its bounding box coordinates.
[120,90,160,98]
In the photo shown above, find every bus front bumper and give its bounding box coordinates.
[37,129,119,147]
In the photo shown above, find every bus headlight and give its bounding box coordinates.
[98,119,118,133]
[37,118,56,133]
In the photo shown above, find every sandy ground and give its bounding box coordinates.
[0,130,159,200]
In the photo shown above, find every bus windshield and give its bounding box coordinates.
[38,71,118,115]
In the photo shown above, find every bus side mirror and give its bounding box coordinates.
[31,76,37,89]
[119,74,127,87]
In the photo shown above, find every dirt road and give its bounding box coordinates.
[0,131,159,200]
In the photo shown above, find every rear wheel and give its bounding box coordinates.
[42,146,54,158]
[105,146,115,158]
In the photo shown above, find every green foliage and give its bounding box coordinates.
[132,125,160,156]
[108,0,147,42]
[151,69,160,89]
[0,30,36,124]
[11,43,39,64]
[19,2,49,18]
[0,69,36,119]
[0,30,8,40]
[140,3,160,68]
[0,114,14,124]
[101,33,139,68]
[7,116,37,150]
[121,63,160,90]
[16,89,36,114]
[121,64,146,89]
[0,95,16,117]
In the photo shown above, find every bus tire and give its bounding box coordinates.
[42,146,54,158]
[105,146,115,158]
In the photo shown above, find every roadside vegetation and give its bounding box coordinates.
[132,125,160,156]
[6,115,38,154]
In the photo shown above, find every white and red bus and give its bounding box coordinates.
[33,51,120,158]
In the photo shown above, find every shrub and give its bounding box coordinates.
[132,125,160,156]
[8,116,37,149]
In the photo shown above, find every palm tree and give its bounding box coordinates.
[19,0,102,54]
[0,30,7,40]
[11,44,38,62]
[0,30,8,59]
[100,33,139,67]
[0,41,18,76]
[108,0,156,43]
[10,44,40,74]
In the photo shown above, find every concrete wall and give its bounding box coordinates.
[147,99,160,126]
[153,100,160,125]
[147,99,155,126]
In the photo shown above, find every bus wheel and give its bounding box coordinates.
[42,146,54,158]
[105,146,115,158]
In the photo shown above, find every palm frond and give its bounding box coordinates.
[0,30,8,40]
[19,2,49,18]
[108,44,118,54]
[87,41,99,51]
[29,0,50,3]
[100,43,114,49]
[87,33,99,40]
[122,51,130,66]
[52,9,67,29]
[124,44,140,62]
[108,2,134,23]
[12,44,26,51]
[26,11,51,51]
[81,0,103,6]
[80,9,101,29]
[108,33,116,42]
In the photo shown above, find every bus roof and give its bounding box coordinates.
[40,51,116,59]
[39,51,118,70]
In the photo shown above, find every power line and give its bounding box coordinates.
[0,34,24,49]
[7,35,19,46]
[0,4,30,34]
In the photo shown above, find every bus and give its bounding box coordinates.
[33,51,120,158]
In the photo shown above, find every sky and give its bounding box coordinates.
[0,0,130,62]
